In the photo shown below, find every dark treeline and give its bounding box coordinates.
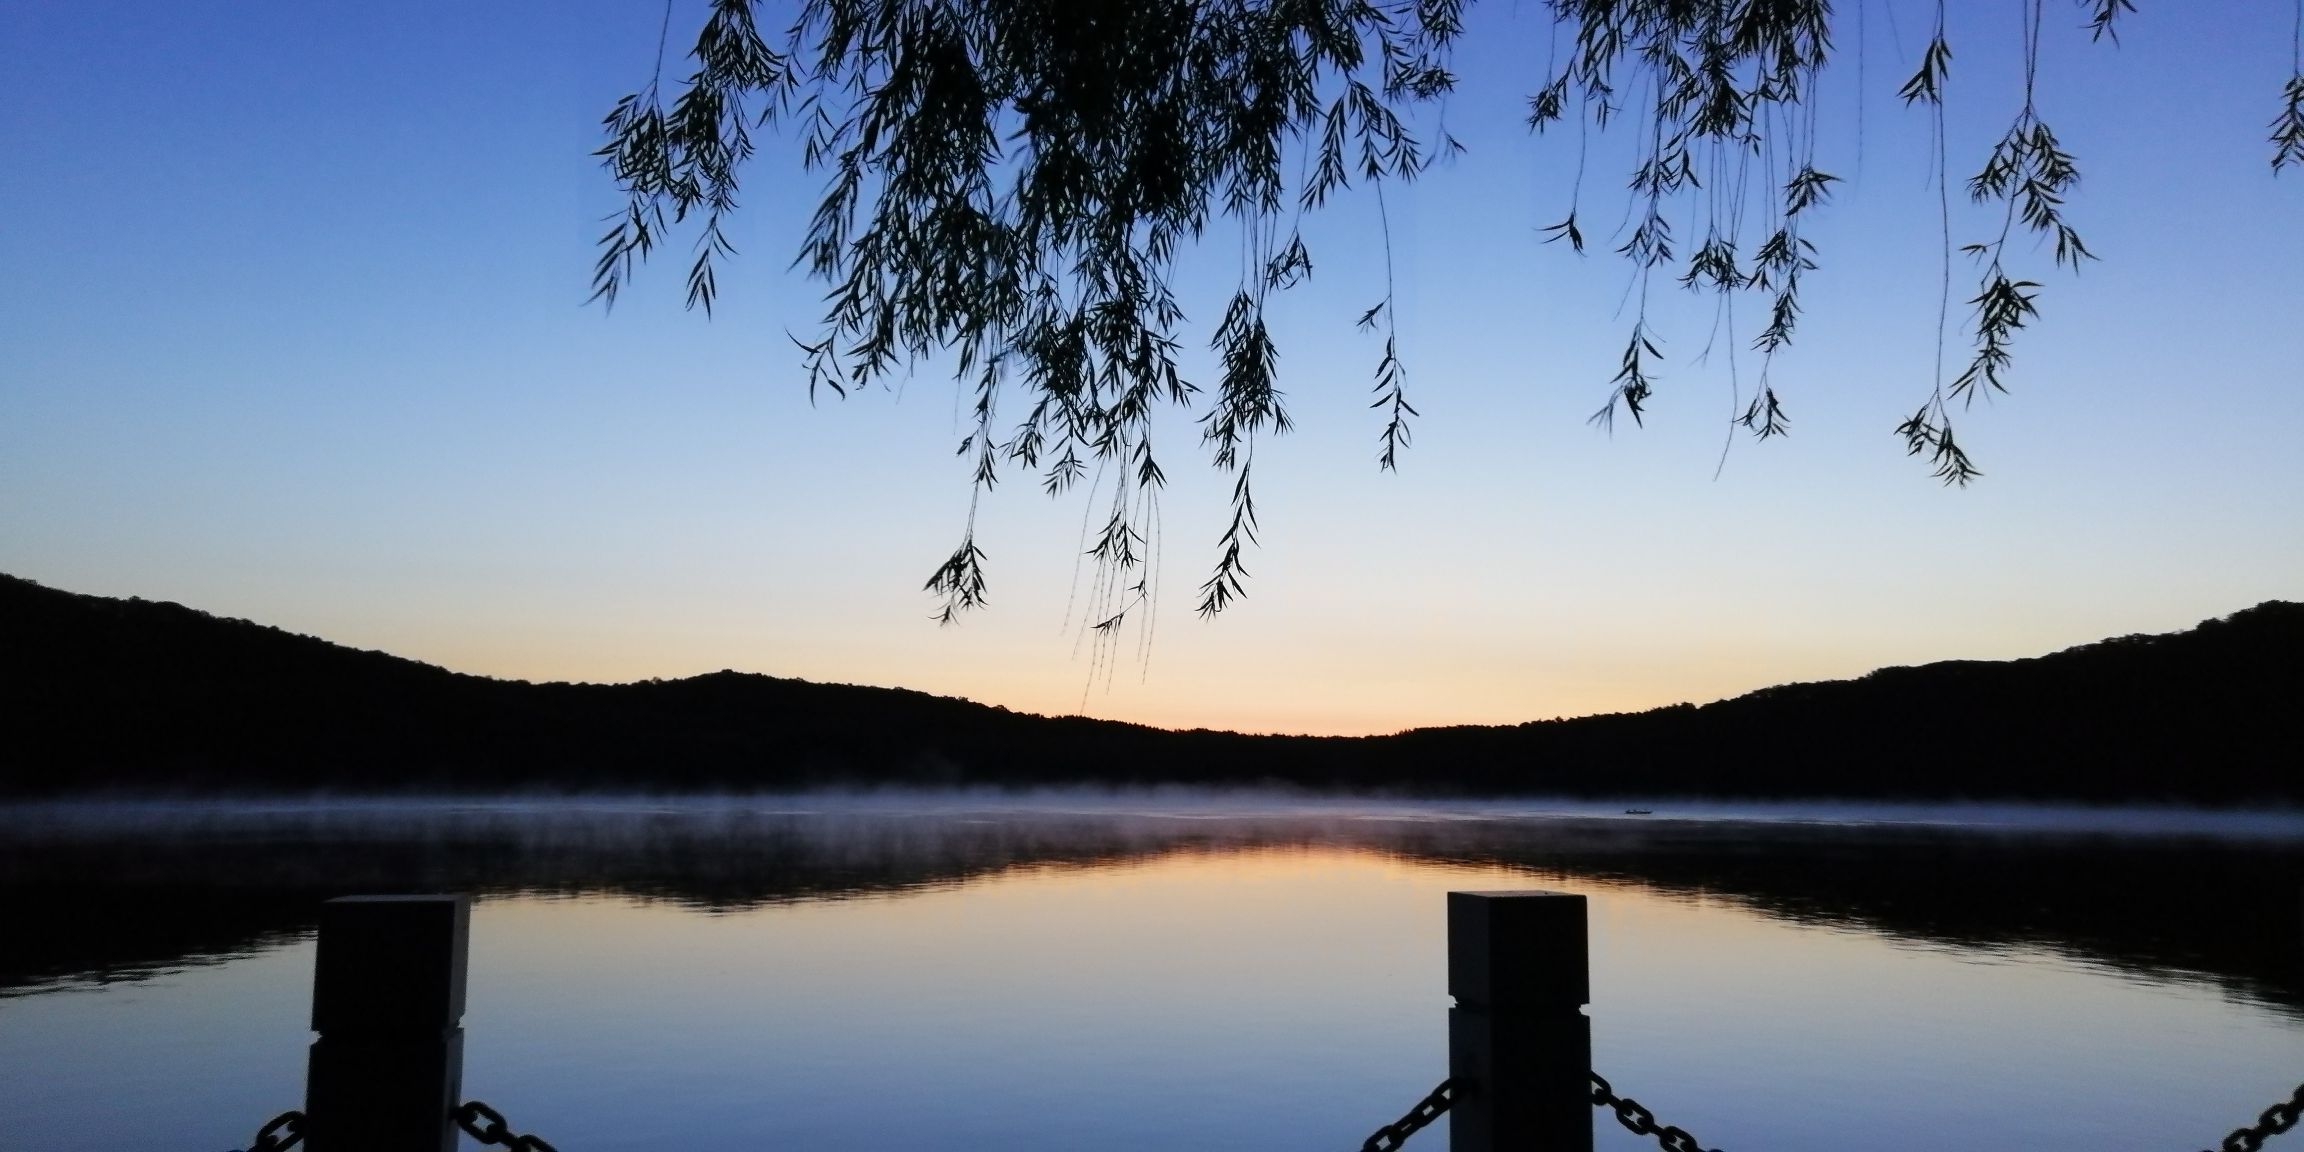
[3,573,2297,802]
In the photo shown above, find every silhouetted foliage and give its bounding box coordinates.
[2,573,2297,803]
[596,0,2304,614]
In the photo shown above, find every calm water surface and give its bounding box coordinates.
[2,792,2301,1151]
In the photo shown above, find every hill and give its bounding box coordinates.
[2,574,2297,801]
[1390,600,2304,802]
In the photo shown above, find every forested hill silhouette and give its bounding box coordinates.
[4,572,2297,802]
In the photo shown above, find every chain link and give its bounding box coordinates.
[2207,1081,2304,1152]
[1360,1078,1456,1152]
[1584,1068,2301,1152]
[455,1100,561,1152]
[1591,1072,1719,1152]
[229,1110,304,1152]
[239,1068,2304,1152]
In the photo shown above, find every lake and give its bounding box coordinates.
[2,792,2301,1151]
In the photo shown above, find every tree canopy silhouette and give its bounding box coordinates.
[7,571,2300,802]
[594,0,2304,622]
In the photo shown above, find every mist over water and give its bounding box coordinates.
[10,786,2304,840]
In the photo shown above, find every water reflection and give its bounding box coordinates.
[4,793,2300,1012]
[3,798,2303,1152]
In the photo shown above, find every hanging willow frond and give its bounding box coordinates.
[598,0,2302,617]
[602,0,1465,620]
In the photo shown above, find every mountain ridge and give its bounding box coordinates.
[4,573,2296,802]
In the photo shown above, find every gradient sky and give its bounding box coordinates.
[4,1,2299,735]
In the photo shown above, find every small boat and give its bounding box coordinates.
[1623,808,1654,815]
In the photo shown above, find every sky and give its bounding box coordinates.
[3,1,2299,736]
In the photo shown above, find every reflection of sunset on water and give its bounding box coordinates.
[455,852,2304,1152]
[4,804,2301,1150]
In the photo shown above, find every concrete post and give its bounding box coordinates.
[304,895,469,1152]
[1447,891,1593,1152]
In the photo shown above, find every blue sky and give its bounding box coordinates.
[4,1,2299,734]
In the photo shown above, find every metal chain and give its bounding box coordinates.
[2207,1081,2304,1152]
[1360,1078,1456,1152]
[455,1100,561,1152]
[1590,1072,1720,1152]
[1586,1067,2303,1152]
[230,1110,304,1152]
[247,1069,2301,1152]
